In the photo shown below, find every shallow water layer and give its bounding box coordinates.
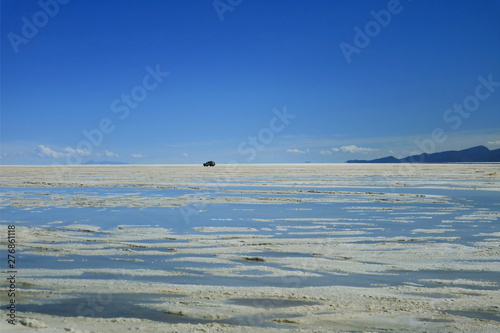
[1,164,499,330]
[443,310,500,323]
[19,293,208,325]
[226,298,321,308]
[19,293,303,329]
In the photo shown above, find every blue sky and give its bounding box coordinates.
[1,0,499,164]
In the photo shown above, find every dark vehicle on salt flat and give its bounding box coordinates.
[203,161,216,167]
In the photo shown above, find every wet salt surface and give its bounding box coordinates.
[19,293,305,328]
[3,200,496,243]
[1,165,499,330]
[3,189,499,286]
[226,298,321,308]
[443,310,500,323]
[19,293,210,325]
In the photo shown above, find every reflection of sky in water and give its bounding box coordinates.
[2,186,498,238]
[1,185,499,291]
[19,293,302,328]
[19,293,213,325]
[0,186,194,199]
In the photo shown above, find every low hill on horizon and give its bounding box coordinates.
[347,145,500,163]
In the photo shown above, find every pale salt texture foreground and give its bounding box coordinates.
[0,164,499,332]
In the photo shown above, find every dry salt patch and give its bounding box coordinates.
[19,318,48,328]
[312,221,370,226]
[47,221,64,224]
[287,230,368,236]
[474,232,500,237]
[261,256,393,275]
[442,219,473,224]
[419,279,498,287]
[114,225,173,235]
[194,227,259,233]
[470,240,500,248]
[456,211,500,221]
[60,224,102,232]
[397,211,450,216]
[110,258,145,262]
[178,265,323,278]
[343,206,403,212]
[22,243,179,258]
[19,268,200,277]
[168,256,235,265]
[276,225,327,230]
[411,229,456,234]
[361,227,385,231]
[278,218,359,222]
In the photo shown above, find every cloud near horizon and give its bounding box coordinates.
[36,145,91,159]
[330,145,379,154]
[104,150,119,158]
[36,145,123,160]
[131,153,145,158]
[286,148,310,154]
[63,147,91,156]
[35,145,65,159]
[289,146,378,155]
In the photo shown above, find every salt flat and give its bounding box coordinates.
[1,164,499,332]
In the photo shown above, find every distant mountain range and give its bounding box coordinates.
[347,145,500,163]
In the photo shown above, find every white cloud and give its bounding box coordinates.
[104,150,119,158]
[131,153,144,158]
[63,147,91,156]
[320,150,332,155]
[286,148,310,154]
[487,140,500,146]
[36,145,94,159]
[182,152,189,157]
[330,145,379,153]
[36,145,66,158]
